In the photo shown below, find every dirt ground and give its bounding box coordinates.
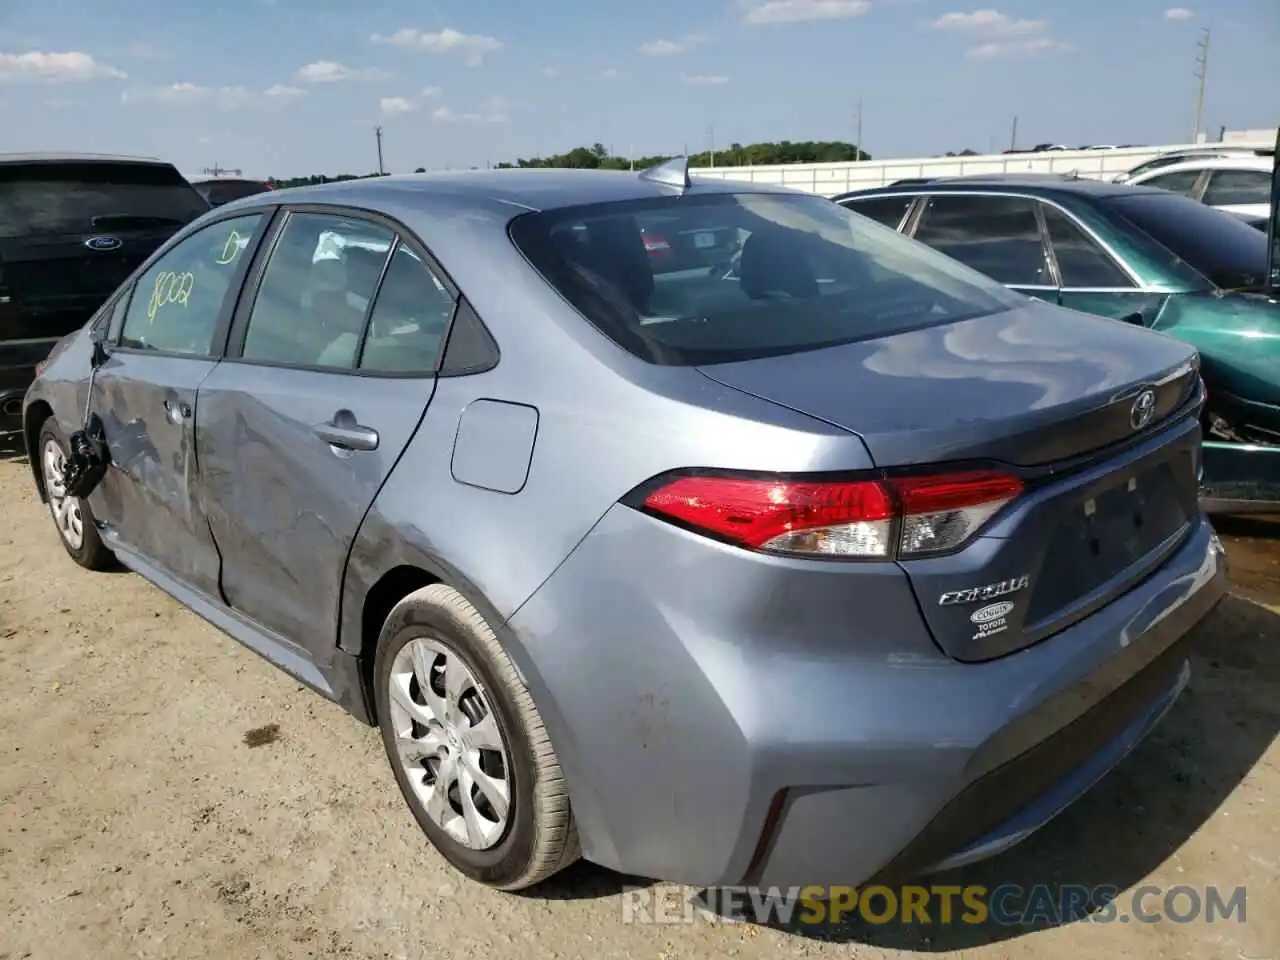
[0,443,1276,960]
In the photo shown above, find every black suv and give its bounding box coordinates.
[0,153,210,433]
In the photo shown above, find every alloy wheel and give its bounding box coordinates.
[42,438,84,551]
[388,637,512,850]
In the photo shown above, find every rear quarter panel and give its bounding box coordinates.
[1153,292,1280,409]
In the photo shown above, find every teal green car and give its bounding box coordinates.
[835,145,1280,513]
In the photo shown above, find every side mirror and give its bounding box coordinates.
[89,324,110,369]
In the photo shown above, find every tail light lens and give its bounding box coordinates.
[633,469,1024,560]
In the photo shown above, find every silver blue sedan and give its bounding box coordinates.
[22,161,1226,892]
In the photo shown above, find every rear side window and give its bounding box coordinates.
[912,195,1050,286]
[0,161,210,239]
[1040,206,1133,288]
[1201,169,1270,206]
[242,212,394,369]
[508,191,1019,366]
[358,244,456,374]
[1141,170,1201,197]
[842,195,914,230]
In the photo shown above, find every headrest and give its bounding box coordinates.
[585,217,654,307]
[739,230,819,301]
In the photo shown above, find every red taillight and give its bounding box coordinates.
[636,469,1024,560]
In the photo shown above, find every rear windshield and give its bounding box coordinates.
[0,161,210,239]
[198,180,271,206]
[1103,192,1269,289]
[508,192,1021,365]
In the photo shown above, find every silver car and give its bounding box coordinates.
[22,162,1227,892]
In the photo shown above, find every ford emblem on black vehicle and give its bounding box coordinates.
[84,236,122,252]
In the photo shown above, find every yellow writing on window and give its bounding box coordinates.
[216,230,247,266]
[148,271,195,323]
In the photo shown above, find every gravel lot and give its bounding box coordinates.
[1,442,1277,960]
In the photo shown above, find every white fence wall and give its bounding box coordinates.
[690,140,1273,197]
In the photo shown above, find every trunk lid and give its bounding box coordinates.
[699,301,1204,662]
[697,301,1200,468]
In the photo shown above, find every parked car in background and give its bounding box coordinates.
[834,172,1280,509]
[1114,144,1273,183]
[0,152,209,434]
[192,176,273,207]
[23,162,1226,896]
[1122,156,1272,221]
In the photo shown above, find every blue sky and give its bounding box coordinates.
[0,0,1275,178]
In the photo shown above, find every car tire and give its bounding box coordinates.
[373,583,580,890]
[37,417,114,571]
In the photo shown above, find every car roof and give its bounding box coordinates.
[0,151,171,167]
[1128,156,1273,177]
[834,175,1164,202]
[253,167,795,214]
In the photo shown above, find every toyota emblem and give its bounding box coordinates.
[1130,388,1157,431]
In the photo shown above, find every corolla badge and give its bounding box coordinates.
[84,236,122,252]
[1130,388,1157,431]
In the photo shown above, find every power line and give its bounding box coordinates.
[1192,26,1210,143]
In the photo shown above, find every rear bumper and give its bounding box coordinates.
[507,507,1227,888]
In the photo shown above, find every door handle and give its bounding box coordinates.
[314,411,379,452]
[163,398,191,424]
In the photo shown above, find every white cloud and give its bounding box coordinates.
[420,85,442,97]
[264,84,306,100]
[1164,7,1193,20]
[930,9,1071,59]
[380,96,416,115]
[741,0,871,24]
[541,66,561,77]
[638,34,705,56]
[930,9,1046,36]
[370,27,503,66]
[684,73,731,84]
[127,81,304,110]
[966,37,1073,59]
[0,50,125,82]
[431,96,508,124]
[599,68,621,79]
[296,60,389,83]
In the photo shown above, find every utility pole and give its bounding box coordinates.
[854,98,863,160]
[708,125,715,167]
[1009,116,1018,151]
[1192,26,1210,143]
[375,126,385,175]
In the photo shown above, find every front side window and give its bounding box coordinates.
[118,213,263,356]
[912,195,1050,286]
[241,212,394,369]
[1201,169,1271,207]
[508,191,1020,366]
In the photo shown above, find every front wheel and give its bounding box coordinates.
[38,418,114,570]
[373,584,580,890]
